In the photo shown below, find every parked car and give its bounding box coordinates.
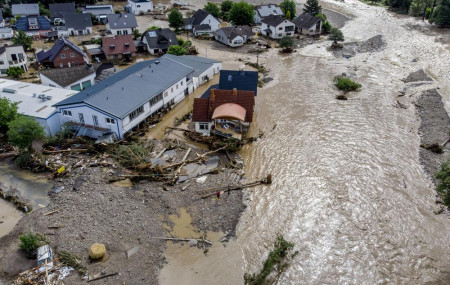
[36,245,53,272]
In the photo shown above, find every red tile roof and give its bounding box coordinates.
[102,35,136,56]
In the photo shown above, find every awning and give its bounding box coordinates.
[212,103,246,121]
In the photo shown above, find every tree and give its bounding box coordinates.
[204,2,221,18]
[229,1,254,25]
[334,76,361,92]
[436,159,450,207]
[280,0,296,20]
[7,116,45,151]
[221,0,234,13]
[39,3,50,17]
[167,45,186,55]
[133,29,142,40]
[12,31,33,51]
[147,25,159,31]
[431,0,450,27]
[317,13,331,33]
[303,0,322,16]
[5,66,25,78]
[0,98,18,134]
[279,36,294,52]
[168,9,184,31]
[328,27,344,43]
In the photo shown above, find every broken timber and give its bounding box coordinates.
[200,174,272,199]
[149,237,213,245]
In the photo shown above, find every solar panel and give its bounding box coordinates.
[149,31,156,37]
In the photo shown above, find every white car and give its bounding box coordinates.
[36,245,54,273]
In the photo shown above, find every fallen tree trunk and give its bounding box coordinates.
[201,174,272,199]
[148,237,213,245]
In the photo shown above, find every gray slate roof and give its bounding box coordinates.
[219,26,254,40]
[262,15,289,27]
[130,0,151,2]
[12,4,39,16]
[185,10,214,26]
[54,58,195,118]
[49,3,76,19]
[293,14,321,29]
[36,37,85,63]
[162,54,221,77]
[255,4,284,18]
[107,13,137,29]
[142,28,177,50]
[64,13,93,30]
[84,5,114,16]
[40,64,101,87]
[0,9,3,22]
[193,24,211,31]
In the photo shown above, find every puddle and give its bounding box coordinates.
[159,208,244,285]
[0,165,52,208]
[0,199,23,238]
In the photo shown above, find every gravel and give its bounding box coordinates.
[333,35,387,57]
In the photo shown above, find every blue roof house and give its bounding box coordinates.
[15,16,51,38]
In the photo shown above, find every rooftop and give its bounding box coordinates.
[219,26,254,40]
[255,4,284,18]
[36,37,85,63]
[162,54,221,77]
[16,16,51,32]
[142,28,177,50]
[49,3,76,19]
[102,35,137,56]
[63,13,93,30]
[262,15,290,27]
[107,13,137,29]
[54,57,195,118]
[293,14,322,28]
[12,4,39,16]
[219,70,258,96]
[0,79,78,119]
[40,63,102,87]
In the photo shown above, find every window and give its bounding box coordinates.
[149,93,163,106]
[70,53,75,58]
[63,47,69,50]
[0,60,4,65]
[199,123,209,130]
[18,53,24,61]
[123,30,128,35]
[171,87,173,92]
[164,91,168,97]
[11,54,17,61]
[106,118,115,124]
[202,75,208,82]
[92,115,99,126]
[117,30,122,35]
[63,110,72,116]
[181,81,183,86]
[129,105,144,121]
[71,84,81,91]
[61,54,66,58]
[279,27,282,30]
[176,84,178,89]
[81,80,91,89]
[278,34,282,37]
[79,113,84,123]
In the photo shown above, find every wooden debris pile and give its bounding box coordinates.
[14,259,72,285]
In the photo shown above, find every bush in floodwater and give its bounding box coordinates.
[421,143,444,154]
[334,76,362,92]
[14,152,33,168]
[244,235,298,285]
[435,159,450,207]
[19,232,49,258]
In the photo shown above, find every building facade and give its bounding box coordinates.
[0,45,29,77]
[127,0,153,15]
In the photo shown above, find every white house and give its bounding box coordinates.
[261,15,295,39]
[0,79,78,136]
[215,26,254,47]
[0,28,14,39]
[126,0,153,15]
[184,10,220,34]
[0,8,5,27]
[293,14,322,35]
[106,13,138,36]
[52,57,198,139]
[40,64,100,91]
[254,4,284,24]
[163,54,222,90]
[0,44,29,77]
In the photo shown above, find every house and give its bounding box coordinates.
[0,79,78,136]
[219,69,258,96]
[293,14,322,35]
[106,13,138,36]
[162,54,222,90]
[12,4,39,17]
[36,37,87,68]
[39,63,102,90]
[49,2,76,24]
[52,57,197,139]
[184,10,220,35]
[62,13,93,36]
[102,35,136,61]
[15,16,51,39]
[0,8,5,27]
[126,0,153,15]
[215,26,254,47]
[0,28,14,39]
[254,4,284,24]
[83,5,114,23]
[192,88,255,136]
[0,44,29,76]
[261,15,295,39]
[84,44,105,61]
[141,28,177,55]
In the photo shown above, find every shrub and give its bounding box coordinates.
[111,142,153,169]
[167,45,186,55]
[322,21,332,33]
[59,251,87,275]
[147,25,159,31]
[334,76,362,92]
[19,232,49,258]
[7,115,46,151]
[436,159,450,207]
[15,152,34,168]
[328,28,344,43]
[5,66,25,78]
[279,36,294,52]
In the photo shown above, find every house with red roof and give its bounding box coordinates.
[102,35,136,61]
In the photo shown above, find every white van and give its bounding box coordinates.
[36,245,54,273]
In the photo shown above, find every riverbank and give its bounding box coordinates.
[0,138,248,283]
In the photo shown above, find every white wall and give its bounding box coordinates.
[262,20,295,39]
[195,122,213,134]
[0,45,28,77]
[201,14,220,32]
[67,27,93,36]
[107,26,133,36]
[40,72,96,90]
[129,0,153,15]
[0,30,13,39]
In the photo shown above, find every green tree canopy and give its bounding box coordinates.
[204,2,221,18]
[147,25,159,31]
[5,66,25,78]
[328,27,344,42]
[221,0,234,13]
[168,9,184,31]
[280,0,296,20]
[0,98,18,134]
[303,0,322,16]
[133,29,142,40]
[12,31,33,51]
[431,0,450,27]
[229,1,254,25]
[436,159,450,206]
[279,36,294,51]
[7,116,45,151]
[167,45,186,56]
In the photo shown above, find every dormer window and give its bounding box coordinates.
[110,45,115,49]
[124,43,129,47]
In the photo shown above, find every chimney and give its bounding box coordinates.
[210,89,215,101]
[233,88,237,96]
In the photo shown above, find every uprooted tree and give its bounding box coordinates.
[435,159,450,207]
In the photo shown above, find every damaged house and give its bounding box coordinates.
[184,9,220,36]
